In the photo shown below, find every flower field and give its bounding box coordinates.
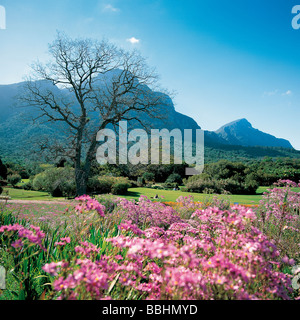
[0,180,300,300]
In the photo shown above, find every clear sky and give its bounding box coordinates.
[1,0,300,149]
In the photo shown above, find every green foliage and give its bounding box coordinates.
[142,172,155,183]
[161,182,179,190]
[7,174,22,187]
[32,167,76,197]
[249,157,300,186]
[185,178,222,194]
[22,180,33,191]
[204,160,247,182]
[184,160,260,195]
[165,173,183,185]
[87,176,131,195]
[111,182,130,195]
[146,163,188,182]
[204,144,300,163]
[87,176,112,194]
[90,162,129,178]
[0,159,7,180]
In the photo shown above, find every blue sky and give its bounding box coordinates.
[1,0,300,149]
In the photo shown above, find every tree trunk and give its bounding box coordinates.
[75,167,88,196]
[75,133,98,196]
[74,143,94,196]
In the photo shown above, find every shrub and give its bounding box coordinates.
[185,177,258,195]
[59,179,77,198]
[32,167,76,197]
[185,168,260,195]
[186,178,221,194]
[0,185,2,195]
[165,173,183,185]
[87,176,112,194]
[220,178,245,195]
[7,174,22,187]
[146,163,188,182]
[162,182,179,190]
[111,182,129,195]
[22,180,33,191]
[151,185,164,190]
[244,174,260,194]
[142,172,155,183]
[184,160,260,195]
[87,176,131,195]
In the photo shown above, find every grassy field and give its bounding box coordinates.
[3,185,300,205]
[119,186,300,204]
[2,187,65,201]
[121,187,266,205]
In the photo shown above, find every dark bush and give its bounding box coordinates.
[151,185,164,190]
[162,182,179,190]
[186,178,222,194]
[165,173,183,185]
[7,174,22,187]
[0,159,7,180]
[111,182,130,195]
[87,176,112,194]
[142,172,155,183]
[32,167,76,197]
[185,177,258,195]
[87,176,131,195]
[22,180,33,190]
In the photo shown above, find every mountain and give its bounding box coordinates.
[214,118,294,149]
[0,80,200,132]
[0,82,26,123]
[0,78,201,162]
[0,78,298,163]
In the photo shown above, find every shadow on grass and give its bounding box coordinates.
[124,191,141,198]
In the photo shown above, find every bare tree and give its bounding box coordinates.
[20,33,167,195]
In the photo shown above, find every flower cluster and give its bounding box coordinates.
[0,223,46,250]
[75,195,106,217]
[116,196,182,228]
[118,220,144,236]
[55,237,71,246]
[2,180,299,300]
[106,205,291,300]
[257,180,300,259]
[40,197,293,300]
[43,258,109,300]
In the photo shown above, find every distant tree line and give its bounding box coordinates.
[1,156,300,197]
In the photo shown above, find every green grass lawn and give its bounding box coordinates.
[16,179,30,186]
[2,187,65,201]
[122,186,299,205]
[3,186,260,204]
[3,185,299,205]
[122,187,265,205]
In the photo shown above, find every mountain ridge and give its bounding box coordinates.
[0,79,297,164]
[214,118,293,149]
